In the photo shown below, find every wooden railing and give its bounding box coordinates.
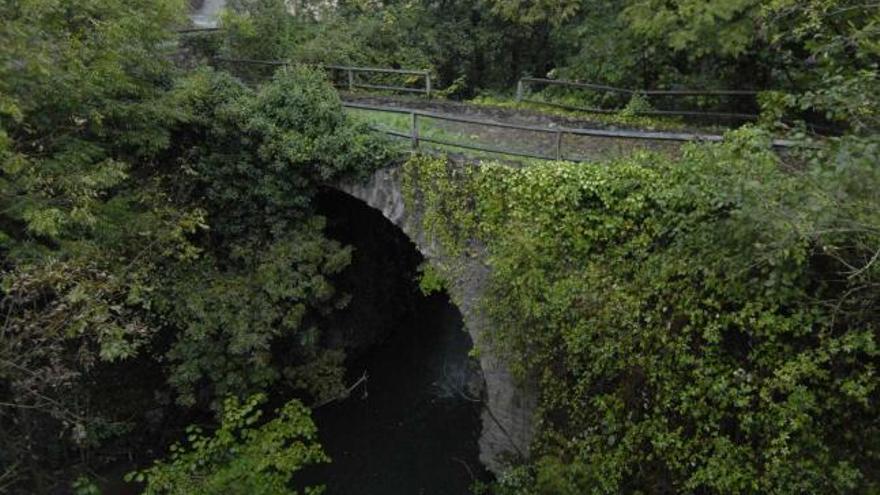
[342,102,798,162]
[183,53,805,161]
[517,77,760,121]
[325,65,432,97]
[175,27,223,34]
[211,58,433,97]
[177,31,756,121]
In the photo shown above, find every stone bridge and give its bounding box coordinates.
[335,166,537,474]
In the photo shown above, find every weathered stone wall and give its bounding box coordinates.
[335,166,536,474]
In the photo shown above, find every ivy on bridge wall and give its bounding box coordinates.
[400,129,880,494]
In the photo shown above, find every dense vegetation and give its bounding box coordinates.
[1,0,878,493]
[0,1,390,492]
[403,134,879,493]
[209,0,878,127]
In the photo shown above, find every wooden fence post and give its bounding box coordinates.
[411,112,420,150]
[425,72,432,99]
[348,69,355,91]
[516,79,525,101]
[555,131,563,161]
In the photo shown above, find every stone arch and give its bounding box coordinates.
[333,166,536,474]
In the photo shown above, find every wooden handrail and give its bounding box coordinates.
[211,58,432,97]
[520,77,760,97]
[195,57,805,160]
[517,77,762,121]
[342,101,804,162]
[343,102,731,143]
[175,27,223,34]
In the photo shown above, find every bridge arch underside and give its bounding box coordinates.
[327,167,536,474]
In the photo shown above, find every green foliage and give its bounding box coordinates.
[164,66,389,242]
[415,261,447,296]
[163,219,353,406]
[486,0,582,26]
[400,155,479,258]
[3,0,879,492]
[131,394,328,495]
[623,0,763,57]
[0,0,199,488]
[223,0,303,60]
[217,0,549,94]
[546,2,641,86]
[757,0,880,133]
[72,477,102,495]
[0,1,390,490]
[619,93,654,118]
[402,127,880,493]
[210,0,877,133]
[469,94,698,132]
[526,0,878,130]
[155,67,391,406]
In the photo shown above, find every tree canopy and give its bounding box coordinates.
[1,0,879,493]
[1,1,389,491]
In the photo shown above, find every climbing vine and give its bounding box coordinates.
[401,129,880,493]
[401,155,479,258]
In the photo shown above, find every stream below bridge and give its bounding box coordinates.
[300,293,490,494]
[301,190,492,494]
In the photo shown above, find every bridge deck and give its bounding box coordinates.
[185,55,807,162]
[342,95,799,163]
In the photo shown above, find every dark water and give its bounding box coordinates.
[307,190,490,493]
[303,292,490,494]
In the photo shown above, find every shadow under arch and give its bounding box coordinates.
[309,187,489,493]
[324,167,538,476]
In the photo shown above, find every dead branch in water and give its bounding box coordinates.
[311,371,369,409]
